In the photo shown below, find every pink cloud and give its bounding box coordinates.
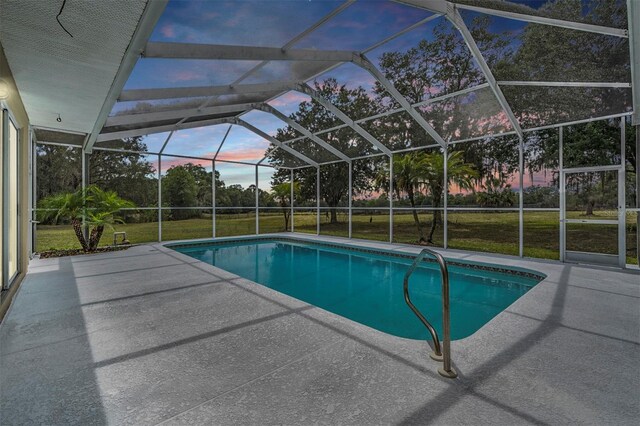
[268,91,310,108]
[217,148,267,162]
[160,24,175,38]
[169,70,206,82]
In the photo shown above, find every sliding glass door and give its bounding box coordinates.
[2,109,20,288]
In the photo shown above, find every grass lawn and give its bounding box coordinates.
[36,211,638,264]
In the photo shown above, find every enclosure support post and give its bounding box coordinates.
[559,127,565,262]
[1,111,7,288]
[212,160,216,238]
[636,123,640,266]
[443,144,448,249]
[158,155,162,242]
[30,130,36,256]
[255,165,259,235]
[389,154,393,243]
[518,135,524,257]
[316,167,320,235]
[619,118,626,268]
[348,161,352,239]
[290,169,295,233]
[81,149,89,242]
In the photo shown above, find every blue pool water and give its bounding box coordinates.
[171,239,543,340]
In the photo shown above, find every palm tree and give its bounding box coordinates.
[38,185,135,252]
[377,151,476,245]
[422,151,476,244]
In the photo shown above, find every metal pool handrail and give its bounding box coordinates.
[403,248,457,379]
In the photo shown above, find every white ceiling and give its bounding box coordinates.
[0,0,147,133]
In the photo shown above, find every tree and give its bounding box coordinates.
[266,79,382,223]
[562,120,627,215]
[37,137,157,218]
[371,16,509,149]
[272,182,299,231]
[422,151,476,243]
[494,0,630,130]
[376,152,426,241]
[162,165,198,219]
[377,151,476,244]
[38,185,134,252]
[476,176,516,208]
[36,144,82,202]
[89,137,157,208]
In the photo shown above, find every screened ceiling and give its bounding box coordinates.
[40,0,635,170]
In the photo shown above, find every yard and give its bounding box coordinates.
[35,211,638,264]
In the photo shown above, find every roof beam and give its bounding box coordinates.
[453,2,628,38]
[104,103,253,127]
[497,81,631,88]
[352,54,447,148]
[395,1,628,38]
[256,103,351,162]
[144,42,357,62]
[296,83,392,156]
[96,117,233,142]
[119,81,297,102]
[195,1,355,114]
[158,130,174,154]
[84,0,169,153]
[280,84,490,145]
[213,124,233,161]
[234,119,319,167]
[447,8,524,139]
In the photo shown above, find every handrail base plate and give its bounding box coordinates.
[430,351,443,362]
[438,367,458,379]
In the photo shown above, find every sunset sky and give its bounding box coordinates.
[110,0,589,190]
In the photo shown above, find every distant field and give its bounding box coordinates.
[36,211,638,264]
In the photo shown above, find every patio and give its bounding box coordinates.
[1,235,638,425]
[1,1,639,424]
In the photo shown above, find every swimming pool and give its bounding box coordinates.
[169,237,545,340]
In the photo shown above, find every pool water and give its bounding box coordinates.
[172,239,543,340]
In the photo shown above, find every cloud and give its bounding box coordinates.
[159,24,175,38]
[217,147,267,162]
[168,69,206,82]
[269,91,310,107]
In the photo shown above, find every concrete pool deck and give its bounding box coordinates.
[1,233,638,425]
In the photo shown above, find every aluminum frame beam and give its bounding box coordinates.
[105,103,253,127]
[213,125,233,160]
[281,84,490,146]
[197,1,355,112]
[448,8,524,139]
[84,0,168,153]
[234,118,319,167]
[395,1,628,38]
[119,81,298,102]
[144,42,357,62]
[255,103,351,162]
[296,83,392,156]
[96,117,233,141]
[497,81,631,88]
[629,0,639,125]
[353,54,447,148]
[452,2,628,38]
